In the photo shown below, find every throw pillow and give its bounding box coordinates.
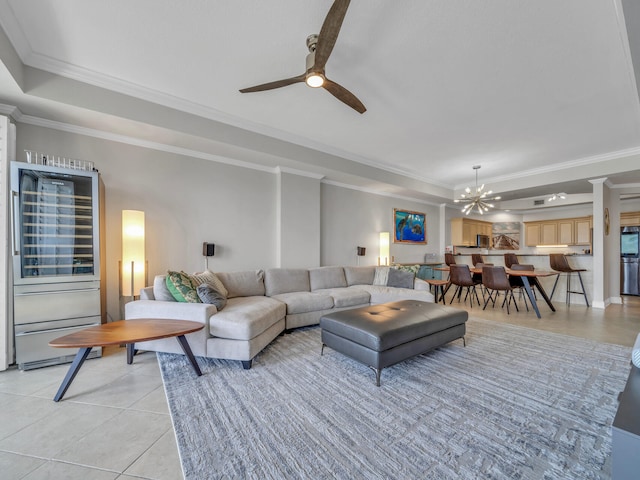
[190,270,228,297]
[373,266,390,286]
[386,268,415,289]
[153,275,176,302]
[394,264,420,275]
[196,283,227,310]
[166,271,201,303]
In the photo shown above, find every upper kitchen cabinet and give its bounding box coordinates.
[451,218,493,246]
[524,217,592,246]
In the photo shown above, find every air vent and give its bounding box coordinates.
[533,199,545,206]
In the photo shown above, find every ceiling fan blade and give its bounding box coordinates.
[314,0,351,71]
[322,78,366,114]
[239,74,305,93]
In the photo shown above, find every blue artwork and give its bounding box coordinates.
[394,209,426,244]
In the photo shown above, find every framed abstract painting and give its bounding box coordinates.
[393,209,426,244]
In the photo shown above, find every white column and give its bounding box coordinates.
[589,178,607,308]
[439,204,447,256]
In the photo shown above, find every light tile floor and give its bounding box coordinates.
[1,295,639,479]
[0,346,182,480]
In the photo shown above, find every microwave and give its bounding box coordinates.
[476,234,490,248]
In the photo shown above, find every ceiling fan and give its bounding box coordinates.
[239,0,366,114]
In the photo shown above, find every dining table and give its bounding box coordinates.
[470,267,559,318]
[436,265,558,318]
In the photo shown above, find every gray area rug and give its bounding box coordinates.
[158,318,631,480]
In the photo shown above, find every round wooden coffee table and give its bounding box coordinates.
[49,318,204,402]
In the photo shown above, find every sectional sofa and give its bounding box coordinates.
[125,265,435,369]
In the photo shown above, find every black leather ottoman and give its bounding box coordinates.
[320,300,468,386]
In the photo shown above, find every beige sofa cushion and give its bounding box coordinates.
[344,266,376,286]
[313,288,370,308]
[354,284,434,304]
[209,296,285,341]
[216,270,265,298]
[309,266,347,291]
[270,291,334,315]
[264,268,310,296]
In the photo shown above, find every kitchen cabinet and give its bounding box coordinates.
[574,218,592,245]
[450,218,493,246]
[541,222,558,245]
[524,216,592,246]
[558,220,574,245]
[525,224,541,247]
[621,212,640,227]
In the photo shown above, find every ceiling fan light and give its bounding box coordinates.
[305,73,324,88]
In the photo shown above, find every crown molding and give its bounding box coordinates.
[456,146,640,190]
[275,166,325,180]
[17,111,275,174]
[322,179,439,207]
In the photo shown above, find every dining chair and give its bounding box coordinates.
[472,262,493,300]
[549,254,589,306]
[508,264,538,311]
[448,265,481,307]
[444,253,457,266]
[471,253,485,267]
[504,253,520,269]
[482,266,519,314]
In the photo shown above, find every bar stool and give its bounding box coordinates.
[549,254,589,307]
[504,253,519,268]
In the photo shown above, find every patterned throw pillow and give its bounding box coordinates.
[196,284,227,310]
[166,271,201,303]
[190,270,229,297]
[394,264,420,275]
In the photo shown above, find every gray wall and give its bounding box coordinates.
[16,123,278,321]
[321,183,441,266]
[277,170,321,268]
[14,123,444,322]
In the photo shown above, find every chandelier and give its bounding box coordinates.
[454,165,501,215]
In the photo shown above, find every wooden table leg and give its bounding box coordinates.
[175,335,202,376]
[53,347,92,402]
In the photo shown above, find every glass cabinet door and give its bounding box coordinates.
[15,165,98,281]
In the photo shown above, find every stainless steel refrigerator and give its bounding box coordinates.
[11,161,105,369]
[621,226,640,296]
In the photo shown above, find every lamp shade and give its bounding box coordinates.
[379,232,390,266]
[122,210,145,297]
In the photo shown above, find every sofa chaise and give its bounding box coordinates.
[125,265,435,369]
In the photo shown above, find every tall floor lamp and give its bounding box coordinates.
[121,210,146,305]
[378,232,390,266]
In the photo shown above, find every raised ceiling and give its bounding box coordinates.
[1,0,640,208]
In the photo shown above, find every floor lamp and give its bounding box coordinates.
[120,210,146,318]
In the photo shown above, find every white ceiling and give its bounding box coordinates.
[1,0,640,208]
